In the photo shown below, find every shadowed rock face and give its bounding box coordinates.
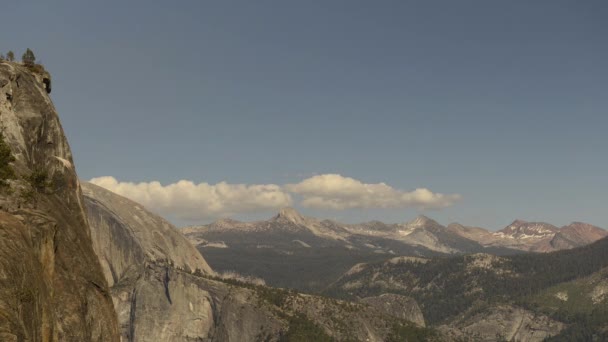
[0,61,119,340]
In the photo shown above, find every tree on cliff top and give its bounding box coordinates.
[22,49,35,66]
[6,51,15,62]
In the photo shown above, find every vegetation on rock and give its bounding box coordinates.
[0,132,16,187]
[25,169,52,193]
[279,314,334,342]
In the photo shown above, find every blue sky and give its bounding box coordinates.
[2,1,607,229]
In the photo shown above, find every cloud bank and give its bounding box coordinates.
[286,174,461,210]
[89,176,292,221]
[89,174,460,221]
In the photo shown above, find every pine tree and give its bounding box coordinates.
[6,51,15,62]
[22,48,36,66]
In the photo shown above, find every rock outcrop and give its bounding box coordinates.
[83,182,218,341]
[439,305,565,341]
[360,293,426,327]
[0,61,119,340]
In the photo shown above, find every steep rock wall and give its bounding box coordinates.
[0,61,119,341]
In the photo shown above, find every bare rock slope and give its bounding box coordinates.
[439,305,565,342]
[83,182,215,341]
[0,61,119,340]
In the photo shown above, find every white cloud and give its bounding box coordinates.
[89,174,460,221]
[89,176,292,221]
[285,174,461,210]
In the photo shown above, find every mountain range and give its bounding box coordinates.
[324,234,608,340]
[183,208,606,291]
[186,208,606,254]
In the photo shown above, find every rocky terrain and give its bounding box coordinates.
[0,61,119,340]
[83,182,432,341]
[449,219,607,252]
[83,182,215,341]
[183,209,451,292]
[360,293,426,327]
[185,210,492,255]
[438,305,565,342]
[325,235,608,340]
[183,210,606,293]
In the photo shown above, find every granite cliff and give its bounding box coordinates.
[0,61,119,340]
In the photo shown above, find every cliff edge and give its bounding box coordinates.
[0,61,119,341]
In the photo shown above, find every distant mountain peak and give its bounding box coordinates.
[406,215,440,228]
[497,220,558,240]
[274,207,306,224]
[214,217,241,226]
[566,222,600,229]
[560,222,606,235]
[511,219,528,225]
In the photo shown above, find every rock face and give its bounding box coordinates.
[82,182,212,285]
[440,305,565,341]
[0,61,119,340]
[83,182,218,341]
[360,293,425,327]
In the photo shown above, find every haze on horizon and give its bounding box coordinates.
[2,1,607,229]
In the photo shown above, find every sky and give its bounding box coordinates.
[2,1,607,229]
